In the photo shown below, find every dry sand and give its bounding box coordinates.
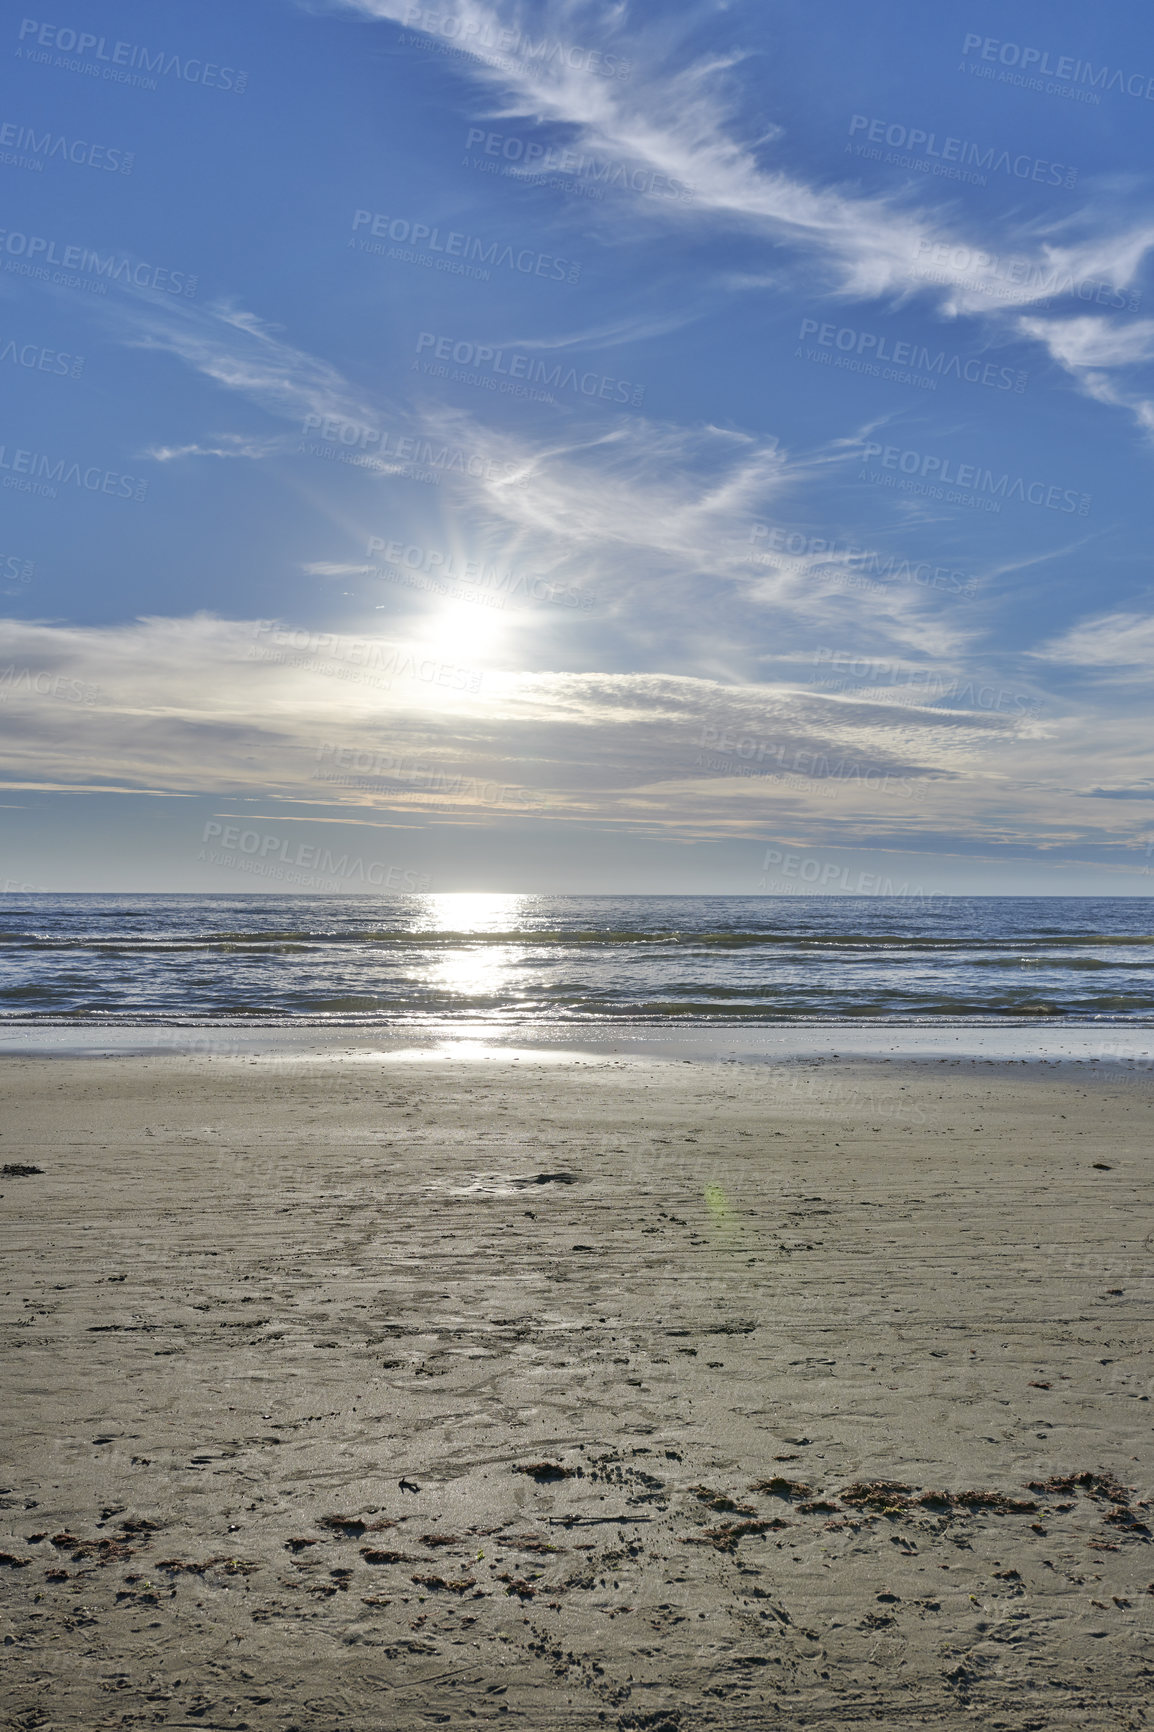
[1,1050,1152,1730]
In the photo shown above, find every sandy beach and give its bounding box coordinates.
[1,1048,1152,1729]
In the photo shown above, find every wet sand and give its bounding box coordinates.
[1,1050,1152,1730]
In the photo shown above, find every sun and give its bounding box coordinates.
[425,602,509,664]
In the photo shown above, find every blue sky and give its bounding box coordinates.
[2,0,1153,893]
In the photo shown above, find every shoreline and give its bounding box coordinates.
[1,1018,1152,1067]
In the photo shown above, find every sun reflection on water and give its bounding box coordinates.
[411,892,535,1003]
[413,892,533,935]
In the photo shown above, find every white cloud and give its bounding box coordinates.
[1015,314,1154,435]
[393,400,978,668]
[146,434,291,463]
[0,612,1140,856]
[323,0,1154,325]
[111,296,380,432]
[68,275,977,668]
[490,308,706,350]
[1032,609,1154,672]
[1017,315,1154,372]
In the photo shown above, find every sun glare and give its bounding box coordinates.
[416,892,531,934]
[410,892,534,1003]
[425,601,510,665]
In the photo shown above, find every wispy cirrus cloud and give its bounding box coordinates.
[1032,608,1154,674]
[93,267,966,663]
[385,399,976,671]
[1016,314,1154,436]
[86,278,964,666]
[1017,316,1154,371]
[111,295,380,435]
[487,307,706,350]
[72,273,1022,680]
[322,0,1154,328]
[146,434,291,463]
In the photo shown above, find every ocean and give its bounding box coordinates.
[1,893,1152,1027]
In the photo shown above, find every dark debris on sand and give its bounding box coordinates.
[514,1461,582,1481]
